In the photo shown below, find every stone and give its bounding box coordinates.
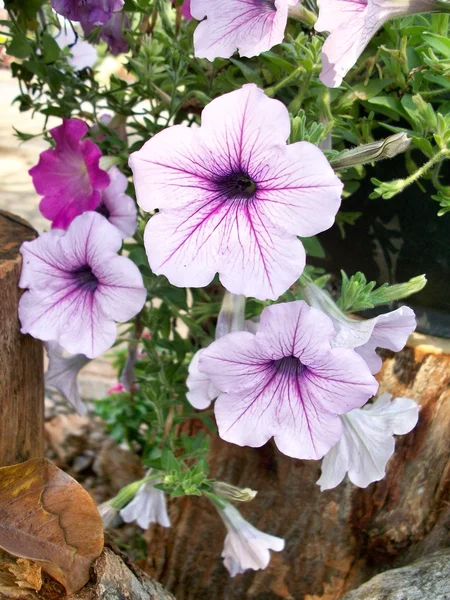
[341,550,450,600]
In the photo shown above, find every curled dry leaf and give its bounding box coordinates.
[0,458,104,595]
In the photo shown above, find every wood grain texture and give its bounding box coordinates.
[143,338,450,600]
[0,211,44,467]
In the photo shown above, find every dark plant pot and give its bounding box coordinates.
[314,153,450,337]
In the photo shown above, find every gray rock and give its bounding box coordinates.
[342,550,450,600]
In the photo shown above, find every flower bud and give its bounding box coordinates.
[330,133,411,169]
[215,292,246,339]
[213,481,258,503]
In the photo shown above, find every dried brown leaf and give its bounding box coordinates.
[0,458,104,595]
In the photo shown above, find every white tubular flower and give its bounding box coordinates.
[217,503,284,577]
[120,479,170,529]
[45,341,91,415]
[318,393,420,490]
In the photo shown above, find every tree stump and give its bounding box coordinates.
[143,332,450,600]
[0,211,44,466]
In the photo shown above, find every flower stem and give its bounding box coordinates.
[265,66,305,97]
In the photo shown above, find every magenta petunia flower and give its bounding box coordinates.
[29,119,110,229]
[315,0,436,87]
[191,0,299,60]
[96,167,137,238]
[199,301,378,460]
[302,281,416,374]
[52,0,124,26]
[130,84,342,301]
[19,212,146,359]
[318,394,419,489]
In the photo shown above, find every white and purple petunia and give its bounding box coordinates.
[96,166,137,238]
[45,341,91,415]
[19,212,146,359]
[199,301,378,460]
[302,281,417,374]
[315,0,437,87]
[318,393,419,489]
[51,0,124,26]
[120,479,171,529]
[217,502,284,576]
[130,84,342,301]
[191,0,299,60]
[29,118,110,229]
[82,10,129,55]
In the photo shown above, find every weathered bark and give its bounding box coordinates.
[144,333,450,600]
[0,211,44,467]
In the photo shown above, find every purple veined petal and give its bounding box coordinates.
[143,196,307,301]
[45,341,90,415]
[18,212,146,359]
[186,349,220,409]
[97,166,137,238]
[130,84,342,301]
[315,0,385,87]
[94,255,147,322]
[200,301,378,459]
[255,141,343,237]
[191,0,296,61]
[317,393,419,489]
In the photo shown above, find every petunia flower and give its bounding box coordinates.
[315,0,440,87]
[191,0,299,61]
[317,393,419,489]
[52,0,124,26]
[120,479,171,529]
[45,341,91,416]
[130,84,342,301]
[29,118,110,230]
[82,10,129,55]
[19,212,147,359]
[302,281,416,374]
[107,382,126,395]
[172,0,192,20]
[55,17,97,70]
[187,292,245,409]
[96,167,137,238]
[200,301,378,460]
[217,502,284,576]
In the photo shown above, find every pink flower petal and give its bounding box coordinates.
[200,301,378,459]
[130,84,342,300]
[191,0,295,60]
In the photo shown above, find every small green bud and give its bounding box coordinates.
[330,133,411,169]
[213,481,258,503]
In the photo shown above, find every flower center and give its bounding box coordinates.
[260,0,276,10]
[96,202,111,219]
[215,172,257,201]
[72,265,99,292]
[273,355,304,377]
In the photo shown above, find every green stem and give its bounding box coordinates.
[265,66,305,97]
[401,149,450,189]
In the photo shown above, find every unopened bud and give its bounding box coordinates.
[213,481,258,503]
[377,274,427,303]
[330,133,411,169]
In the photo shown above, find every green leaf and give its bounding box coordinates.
[42,33,61,63]
[421,33,450,58]
[366,96,407,121]
[7,34,32,59]
[300,236,325,258]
